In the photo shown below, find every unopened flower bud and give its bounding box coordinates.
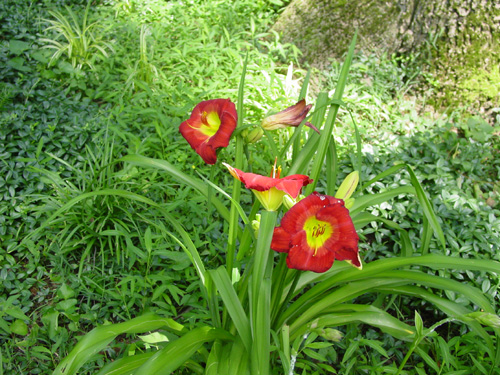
[251,214,261,236]
[466,311,500,328]
[344,197,355,209]
[282,194,305,210]
[245,127,264,143]
[335,171,359,201]
[317,328,343,342]
[261,99,319,133]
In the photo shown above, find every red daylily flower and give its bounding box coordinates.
[179,99,237,164]
[271,192,361,273]
[223,162,312,211]
[261,99,319,133]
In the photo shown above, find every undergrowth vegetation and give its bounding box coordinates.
[0,0,499,374]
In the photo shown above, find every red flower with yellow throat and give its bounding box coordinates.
[271,192,361,273]
[179,99,237,164]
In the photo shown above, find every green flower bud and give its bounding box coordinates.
[282,194,305,210]
[335,171,359,201]
[317,328,343,342]
[245,127,264,144]
[466,311,500,328]
[251,214,261,236]
[344,197,355,209]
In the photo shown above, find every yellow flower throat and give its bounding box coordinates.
[303,216,333,256]
[199,111,221,137]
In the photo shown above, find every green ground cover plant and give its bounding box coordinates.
[0,0,499,374]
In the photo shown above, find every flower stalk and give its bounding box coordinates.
[250,210,277,375]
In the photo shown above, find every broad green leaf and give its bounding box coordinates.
[53,313,184,375]
[118,155,229,221]
[96,352,155,375]
[133,326,233,375]
[7,57,31,72]
[209,267,251,352]
[9,40,31,55]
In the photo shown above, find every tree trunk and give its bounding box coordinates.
[273,0,500,112]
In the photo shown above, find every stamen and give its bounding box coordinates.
[201,111,208,125]
[312,224,326,237]
[271,157,279,178]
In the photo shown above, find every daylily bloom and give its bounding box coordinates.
[271,192,361,273]
[261,99,319,133]
[223,162,312,211]
[179,99,237,164]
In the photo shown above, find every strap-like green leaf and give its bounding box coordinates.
[132,326,233,375]
[118,154,229,221]
[209,267,252,352]
[350,186,416,215]
[96,352,155,375]
[280,255,500,329]
[352,212,414,256]
[378,285,494,353]
[293,304,415,341]
[53,313,184,375]
[357,163,446,250]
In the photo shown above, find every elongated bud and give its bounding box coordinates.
[317,328,343,342]
[261,99,319,133]
[282,195,295,210]
[335,171,359,201]
[245,127,264,143]
[466,312,500,328]
[344,197,355,209]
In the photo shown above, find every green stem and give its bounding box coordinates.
[226,137,243,275]
[251,210,277,375]
[273,270,301,328]
[270,253,288,325]
[306,31,357,195]
[207,164,216,215]
[225,53,248,275]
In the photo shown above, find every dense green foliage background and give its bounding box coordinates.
[0,0,498,374]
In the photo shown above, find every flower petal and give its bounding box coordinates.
[206,101,237,150]
[286,231,335,273]
[275,175,313,198]
[271,192,361,272]
[279,193,328,234]
[315,204,360,268]
[270,226,291,253]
